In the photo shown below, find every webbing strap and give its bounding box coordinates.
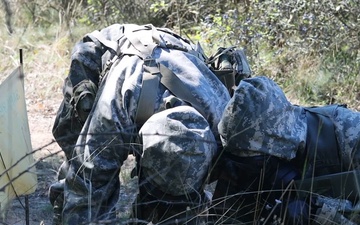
[87,30,124,85]
[206,46,235,64]
[124,24,160,59]
[135,59,160,125]
[136,61,207,125]
[88,30,121,54]
[89,25,203,126]
[158,63,206,117]
[124,25,204,125]
[98,55,118,85]
[125,25,162,125]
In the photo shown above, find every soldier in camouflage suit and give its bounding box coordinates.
[212,75,360,224]
[49,23,231,225]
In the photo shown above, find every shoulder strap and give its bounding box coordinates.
[124,25,162,125]
[92,24,206,126]
[158,64,206,117]
[123,25,206,125]
[123,24,163,59]
[135,58,160,125]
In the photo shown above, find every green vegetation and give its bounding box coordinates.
[1,0,359,109]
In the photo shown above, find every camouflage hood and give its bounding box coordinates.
[218,76,307,160]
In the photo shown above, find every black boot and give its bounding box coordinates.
[49,179,65,225]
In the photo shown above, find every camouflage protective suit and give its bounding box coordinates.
[50,24,230,224]
[219,76,360,172]
[214,76,360,224]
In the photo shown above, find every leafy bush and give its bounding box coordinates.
[1,0,359,109]
[189,0,360,108]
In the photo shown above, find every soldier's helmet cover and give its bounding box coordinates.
[139,105,217,196]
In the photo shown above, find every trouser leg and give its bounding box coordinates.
[49,161,69,225]
[49,179,65,225]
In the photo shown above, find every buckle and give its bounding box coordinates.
[143,57,157,67]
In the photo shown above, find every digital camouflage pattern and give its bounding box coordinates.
[332,106,360,169]
[217,76,360,224]
[219,76,360,167]
[218,76,307,160]
[314,197,358,225]
[140,105,217,196]
[51,24,230,224]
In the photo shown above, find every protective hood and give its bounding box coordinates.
[218,76,307,160]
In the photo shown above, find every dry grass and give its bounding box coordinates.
[0,25,71,101]
[254,45,360,111]
[1,13,360,224]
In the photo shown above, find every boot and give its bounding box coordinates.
[49,179,65,225]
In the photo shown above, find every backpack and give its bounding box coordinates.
[53,24,206,151]
[207,46,252,95]
[52,24,249,152]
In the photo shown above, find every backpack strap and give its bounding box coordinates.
[158,64,206,117]
[123,24,164,59]
[86,30,123,85]
[123,25,163,125]
[123,25,206,126]
[91,24,206,126]
[135,58,161,125]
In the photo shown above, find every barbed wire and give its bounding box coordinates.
[1,129,359,224]
[0,129,219,194]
